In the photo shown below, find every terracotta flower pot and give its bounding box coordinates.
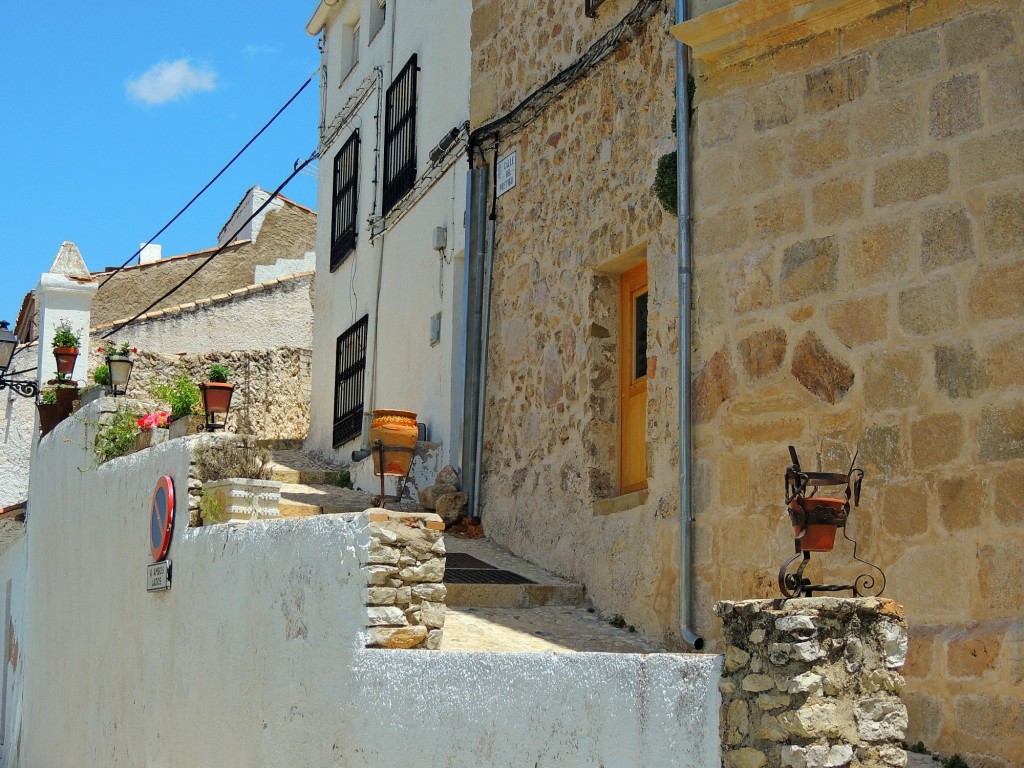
[54,385,79,417]
[200,382,234,414]
[369,409,419,476]
[53,347,78,376]
[790,497,846,553]
[37,402,63,437]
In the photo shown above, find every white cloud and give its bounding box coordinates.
[126,59,217,106]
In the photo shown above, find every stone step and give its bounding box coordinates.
[268,465,347,486]
[277,482,420,518]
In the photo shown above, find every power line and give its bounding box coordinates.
[98,71,316,289]
[100,151,318,340]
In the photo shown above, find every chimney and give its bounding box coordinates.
[140,243,162,265]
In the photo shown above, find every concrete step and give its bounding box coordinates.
[266,447,348,486]
[277,482,420,518]
[444,536,587,609]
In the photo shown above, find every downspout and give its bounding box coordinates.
[675,0,704,651]
[470,154,497,520]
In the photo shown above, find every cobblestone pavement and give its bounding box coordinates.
[441,605,666,653]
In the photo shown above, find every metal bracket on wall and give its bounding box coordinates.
[586,0,609,17]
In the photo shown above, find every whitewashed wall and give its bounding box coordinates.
[0,531,26,764]
[0,393,35,508]
[7,401,721,767]
[307,0,470,467]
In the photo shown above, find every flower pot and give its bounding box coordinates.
[53,385,79,417]
[168,415,205,440]
[37,402,63,437]
[135,427,168,451]
[203,478,282,522]
[53,347,78,376]
[200,382,234,413]
[369,409,419,476]
[789,497,847,553]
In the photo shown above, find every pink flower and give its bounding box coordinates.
[138,411,170,429]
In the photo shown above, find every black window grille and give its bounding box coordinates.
[333,315,369,447]
[382,54,418,216]
[331,131,359,270]
[585,0,608,16]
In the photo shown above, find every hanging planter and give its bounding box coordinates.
[199,363,234,432]
[51,319,82,376]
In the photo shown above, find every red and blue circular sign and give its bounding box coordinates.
[150,476,175,562]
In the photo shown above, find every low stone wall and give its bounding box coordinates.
[717,597,908,768]
[363,510,446,650]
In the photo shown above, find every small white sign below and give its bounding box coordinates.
[496,151,517,197]
[147,560,171,592]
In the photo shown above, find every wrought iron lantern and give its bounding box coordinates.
[106,354,134,397]
[778,445,885,598]
[0,321,38,399]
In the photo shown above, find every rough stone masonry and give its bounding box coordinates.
[717,597,908,768]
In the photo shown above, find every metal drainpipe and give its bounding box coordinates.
[470,186,497,520]
[676,0,704,651]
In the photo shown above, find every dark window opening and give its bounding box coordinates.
[333,315,369,447]
[382,54,418,216]
[634,291,648,380]
[331,131,360,270]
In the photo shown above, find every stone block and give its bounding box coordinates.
[781,701,841,738]
[969,262,1024,322]
[694,348,736,424]
[954,694,1024,740]
[750,77,802,132]
[848,217,912,284]
[857,695,908,742]
[366,587,397,606]
[419,600,445,629]
[937,475,984,532]
[774,30,839,75]
[881,481,929,538]
[854,93,919,157]
[979,401,1024,462]
[877,29,940,92]
[791,332,854,403]
[735,137,785,195]
[697,95,745,148]
[864,349,922,410]
[792,118,849,178]
[724,699,750,744]
[726,245,774,314]
[758,713,787,741]
[805,55,869,113]
[737,328,786,381]
[873,152,949,207]
[982,189,1024,255]
[418,482,457,511]
[725,644,751,672]
[960,128,1024,188]
[741,673,776,692]
[434,492,468,525]
[859,423,905,475]
[696,207,748,258]
[989,57,1024,124]
[994,466,1024,525]
[929,73,983,139]
[367,540,401,565]
[781,236,838,303]
[904,691,943,745]
[934,340,987,399]
[364,564,399,586]
[754,191,805,240]
[826,293,889,347]
[978,542,1024,614]
[725,747,767,768]
[695,149,738,208]
[397,557,445,583]
[367,625,427,649]
[425,629,443,650]
[841,5,905,52]
[920,203,975,272]
[947,626,1004,677]
[812,174,863,226]
[945,10,1015,69]
[910,413,964,468]
[366,606,407,627]
[786,671,823,695]
[897,276,959,336]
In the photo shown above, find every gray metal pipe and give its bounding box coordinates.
[675,0,704,651]
[470,213,496,519]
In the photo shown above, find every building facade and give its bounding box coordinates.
[471,0,1024,764]
[305,0,472,485]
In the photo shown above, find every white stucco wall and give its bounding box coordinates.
[96,273,314,357]
[307,0,470,467]
[8,401,721,767]
[0,531,26,764]
[34,272,97,385]
[0,393,35,508]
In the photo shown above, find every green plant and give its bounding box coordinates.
[904,742,929,755]
[199,490,224,524]
[652,151,678,216]
[40,387,57,405]
[151,371,202,421]
[609,614,626,629]
[206,363,231,383]
[336,469,353,489]
[92,364,111,386]
[943,756,970,768]
[94,406,140,462]
[51,319,81,348]
[193,438,272,482]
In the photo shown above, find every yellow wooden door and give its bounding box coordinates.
[619,262,648,494]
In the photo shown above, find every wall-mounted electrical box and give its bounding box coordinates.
[429,312,442,346]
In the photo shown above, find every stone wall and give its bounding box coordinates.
[121,347,312,441]
[717,597,908,768]
[363,509,447,650]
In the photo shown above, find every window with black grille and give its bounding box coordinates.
[331,131,359,270]
[382,54,417,216]
[333,315,369,447]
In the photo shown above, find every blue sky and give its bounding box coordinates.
[0,2,321,329]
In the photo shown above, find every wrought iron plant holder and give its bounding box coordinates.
[778,445,885,599]
[371,439,415,510]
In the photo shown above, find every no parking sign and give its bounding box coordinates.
[148,476,174,591]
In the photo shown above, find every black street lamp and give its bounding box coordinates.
[0,321,38,399]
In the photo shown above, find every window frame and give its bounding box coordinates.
[333,314,370,448]
[330,130,360,271]
[382,54,418,216]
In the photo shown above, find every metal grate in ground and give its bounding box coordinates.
[445,552,497,570]
[444,569,536,585]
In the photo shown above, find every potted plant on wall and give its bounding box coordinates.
[51,319,82,376]
[79,364,110,407]
[135,410,170,451]
[151,371,203,439]
[52,373,79,416]
[199,363,234,432]
[193,438,281,524]
[36,386,62,437]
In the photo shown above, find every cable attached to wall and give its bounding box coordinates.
[98,72,317,289]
